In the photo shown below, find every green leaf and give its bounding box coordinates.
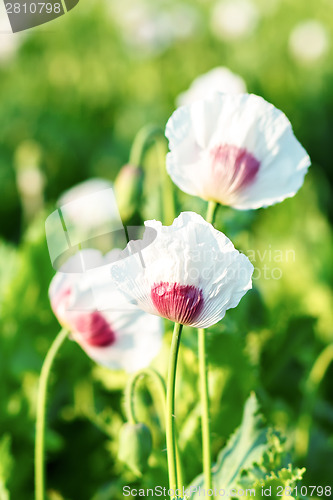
[189,394,305,499]
[251,465,306,499]
[189,393,269,498]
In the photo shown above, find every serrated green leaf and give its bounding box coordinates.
[189,393,270,498]
[238,429,287,488]
[189,394,305,499]
[252,465,306,499]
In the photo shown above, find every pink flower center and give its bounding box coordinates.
[210,144,260,197]
[74,312,116,347]
[151,282,204,325]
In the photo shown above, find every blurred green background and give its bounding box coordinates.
[0,0,333,499]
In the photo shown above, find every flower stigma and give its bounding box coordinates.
[74,312,116,347]
[151,282,204,325]
[210,144,260,199]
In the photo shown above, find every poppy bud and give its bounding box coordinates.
[114,164,144,222]
[118,423,152,476]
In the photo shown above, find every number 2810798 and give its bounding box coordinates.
[5,3,62,14]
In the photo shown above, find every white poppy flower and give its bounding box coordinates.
[165,93,311,210]
[176,67,247,107]
[109,212,253,328]
[49,249,164,373]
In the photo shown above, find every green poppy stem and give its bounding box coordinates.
[35,328,69,500]
[166,323,183,499]
[295,343,333,458]
[198,200,219,491]
[198,327,212,491]
[125,368,167,426]
[129,125,164,167]
[206,200,219,225]
[125,366,184,488]
[156,139,177,226]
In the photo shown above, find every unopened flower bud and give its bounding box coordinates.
[118,423,152,477]
[114,164,144,222]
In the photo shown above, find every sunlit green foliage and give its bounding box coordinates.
[0,0,332,499]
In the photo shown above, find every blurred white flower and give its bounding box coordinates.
[167,4,200,41]
[14,141,45,221]
[58,178,115,225]
[165,93,310,210]
[109,0,199,55]
[45,179,124,271]
[0,35,20,61]
[211,0,259,41]
[110,212,253,328]
[289,20,329,64]
[0,6,22,62]
[49,249,164,372]
[56,177,122,240]
[177,67,247,107]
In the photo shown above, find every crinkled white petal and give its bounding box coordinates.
[177,67,247,107]
[165,93,311,209]
[49,248,163,372]
[110,212,253,328]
